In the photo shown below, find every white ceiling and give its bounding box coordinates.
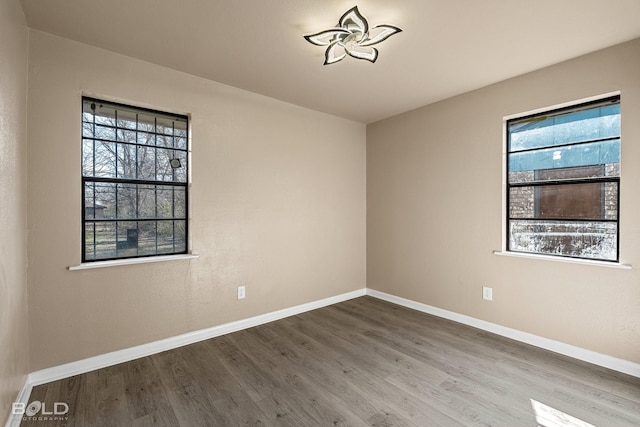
[19,0,640,124]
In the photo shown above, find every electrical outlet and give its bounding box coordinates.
[483,286,493,301]
[237,286,246,300]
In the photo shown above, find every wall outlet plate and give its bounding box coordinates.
[238,286,246,300]
[483,286,493,301]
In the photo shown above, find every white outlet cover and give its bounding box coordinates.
[483,287,493,301]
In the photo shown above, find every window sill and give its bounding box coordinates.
[493,251,631,269]
[68,253,199,270]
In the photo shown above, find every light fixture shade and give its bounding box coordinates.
[304,29,350,46]
[304,6,402,65]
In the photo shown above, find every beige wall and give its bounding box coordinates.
[27,30,366,371]
[0,0,29,421]
[367,39,640,363]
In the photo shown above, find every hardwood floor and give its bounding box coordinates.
[20,297,640,426]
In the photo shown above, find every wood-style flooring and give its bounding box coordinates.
[20,296,640,426]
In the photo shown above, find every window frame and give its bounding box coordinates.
[505,95,621,263]
[81,96,190,263]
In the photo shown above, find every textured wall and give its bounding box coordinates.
[0,0,29,423]
[27,30,366,371]
[367,39,640,363]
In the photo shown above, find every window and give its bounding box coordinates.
[506,96,620,262]
[82,97,189,262]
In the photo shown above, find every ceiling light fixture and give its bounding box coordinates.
[304,6,402,65]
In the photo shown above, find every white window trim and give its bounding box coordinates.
[69,253,199,270]
[493,251,630,269]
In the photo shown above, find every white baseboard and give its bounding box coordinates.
[4,376,32,427]
[22,288,366,390]
[366,288,640,378]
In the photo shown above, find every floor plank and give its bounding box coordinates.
[19,296,640,426]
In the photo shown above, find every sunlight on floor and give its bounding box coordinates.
[530,399,596,427]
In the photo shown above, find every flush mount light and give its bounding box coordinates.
[304,6,402,65]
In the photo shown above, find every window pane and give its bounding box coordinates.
[156,147,172,181]
[509,103,620,152]
[156,220,174,254]
[116,129,137,144]
[137,146,157,180]
[137,131,156,146]
[82,110,94,123]
[156,148,187,182]
[82,121,94,138]
[93,106,117,126]
[176,136,188,150]
[510,182,617,220]
[154,220,187,254]
[137,113,156,133]
[138,185,157,218]
[138,222,158,256]
[509,220,617,261]
[91,221,117,260]
[170,151,188,183]
[536,183,608,220]
[84,185,95,218]
[508,186,534,219]
[87,182,115,219]
[156,134,173,149]
[84,223,96,260]
[156,116,175,136]
[603,182,618,220]
[174,221,186,252]
[115,143,138,179]
[156,187,173,218]
[94,124,116,141]
[173,187,186,218]
[174,121,187,135]
[94,141,117,178]
[84,183,97,219]
[508,139,619,179]
[116,221,138,257]
[116,183,137,219]
[82,139,94,176]
[175,121,188,149]
[116,108,137,130]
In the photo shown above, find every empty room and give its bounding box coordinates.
[2,0,639,426]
